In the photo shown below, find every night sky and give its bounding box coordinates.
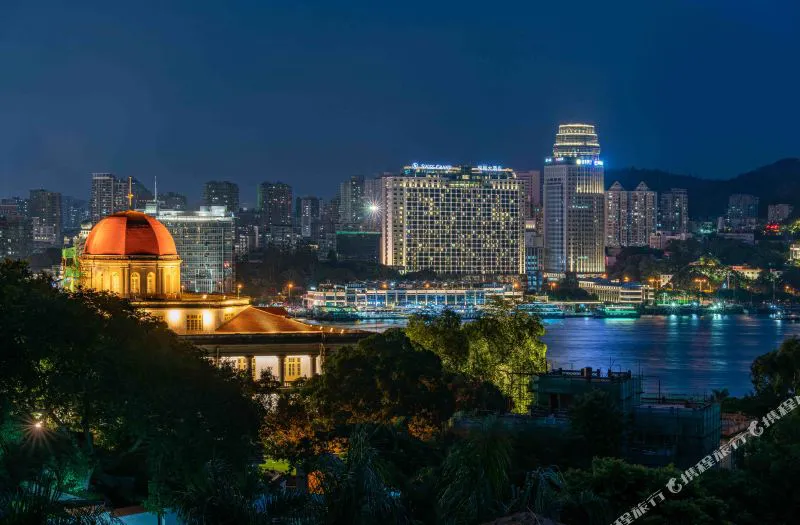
[1,0,798,205]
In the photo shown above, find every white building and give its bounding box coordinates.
[381,164,524,275]
[156,206,236,294]
[578,279,654,304]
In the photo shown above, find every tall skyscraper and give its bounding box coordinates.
[203,181,240,212]
[28,189,62,247]
[156,206,235,293]
[725,194,759,231]
[338,175,365,227]
[90,173,151,223]
[257,182,293,226]
[543,124,605,275]
[658,189,689,234]
[381,163,524,275]
[605,181,657,247]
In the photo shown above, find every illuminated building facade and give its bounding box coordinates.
[78,210,369,385]
[381,164,524,275]
[605,181,657,247]
[156,206,236,294]
[724,194,759,231]
[658,189,689,234]
[543,124,605,275]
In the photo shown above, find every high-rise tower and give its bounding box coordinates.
[543,123,605,275]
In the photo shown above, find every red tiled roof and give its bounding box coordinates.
[216,307,323,333]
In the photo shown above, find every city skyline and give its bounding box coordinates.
[2,2,799,201]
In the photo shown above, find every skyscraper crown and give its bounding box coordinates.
[553,123,600,158]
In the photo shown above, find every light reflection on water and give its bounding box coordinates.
[302,316,800,397]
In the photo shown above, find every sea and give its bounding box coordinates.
[301,315,800,397]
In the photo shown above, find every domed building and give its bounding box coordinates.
[80,211,181,299]
[76,209,368,385]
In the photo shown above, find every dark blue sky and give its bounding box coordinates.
[1,0,798,206]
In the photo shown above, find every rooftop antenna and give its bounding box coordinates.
[127,176,134,209]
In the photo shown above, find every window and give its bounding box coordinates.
[111,272,121,293]
[146,272,156,294]
[186,314,203,332]
[223,312,234,322]
[285,357,302,381]
[130,272,141,294]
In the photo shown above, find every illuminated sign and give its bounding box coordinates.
[411,162,453,170]
[575,159,604,167]
[545,157,553,163]
[477,165,503,171]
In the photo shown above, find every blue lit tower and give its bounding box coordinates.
[543,124,605,275]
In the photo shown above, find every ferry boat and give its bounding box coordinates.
[517,302,565,319]
[594,304,641,318]
[309,306,359,321]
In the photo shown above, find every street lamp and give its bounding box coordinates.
[237,283,242,298]
[287,282,294,301]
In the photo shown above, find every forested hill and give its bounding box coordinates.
[605,158,800,219]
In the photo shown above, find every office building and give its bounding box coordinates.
[543,124,605,275]
[156,206,236,294]
[605,181,657,247]
[257,182,293,226]
[725,194,759,231]
[381,163,524,275]
[659,189,689,235]
[28,189,62,247]
[203,181,240,212]
[339,176,365,227]
[768,204,793,223]
[303,282,519,309]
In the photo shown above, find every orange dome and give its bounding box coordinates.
[84,211,178,256]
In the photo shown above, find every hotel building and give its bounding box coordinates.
[543,124,606,275]
[381,164,524,276]
[156,206,236,294]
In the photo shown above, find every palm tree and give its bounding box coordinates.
[316,426,411,525]
[436,417,512,524]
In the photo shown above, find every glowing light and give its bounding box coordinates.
[168,309,181,324]
[411,162,453,170]
[202,310,213,328]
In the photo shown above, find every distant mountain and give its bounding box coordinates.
[605,158,800,219]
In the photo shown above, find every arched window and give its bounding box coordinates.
[165,272,172,294]
[130,272,141,295]
[111,272,121,294]
[95,271,103,290]
[146,272,156,294]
